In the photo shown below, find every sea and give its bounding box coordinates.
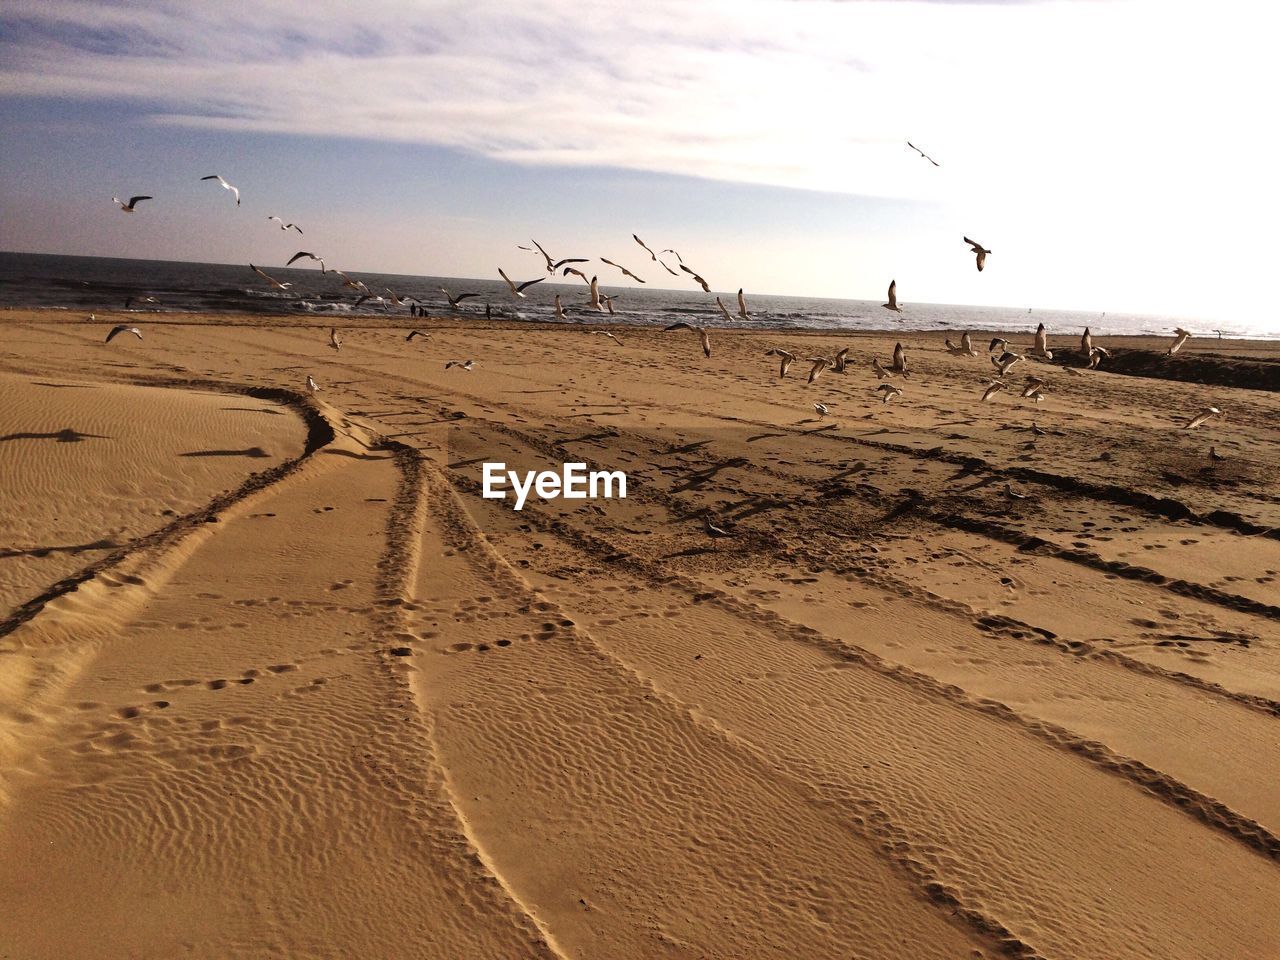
[0,251,1264,340]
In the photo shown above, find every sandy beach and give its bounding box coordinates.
[1,308,1278,959]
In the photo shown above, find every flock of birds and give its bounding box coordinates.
[104,149,1225,441]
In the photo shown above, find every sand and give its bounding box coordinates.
[1,308,1278,960]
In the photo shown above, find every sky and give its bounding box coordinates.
[1,0,1276,325]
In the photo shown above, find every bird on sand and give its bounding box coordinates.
[765,348,796,378]
[680,264,711,293]
[813,402,829,418]
[499,268,545,299]
[1029,323,1053,359]
[882,280,902,314]
[889,342,908,377]
[405,330,430,341]
[445,360,475,371]
[963,237,991,272]
[1005,483,1028,500]
[1087,346,1111,369]
[200,174,240,205]
[439,287,479,309]
[1209,445,1226,461]
[877,383,903,403]
[806,357,831,383]
[306,375,320,393]
[113,195,152,212]
[329,327,342,351]
[737,289,751,320]
[268,216,303,233]
[945,332,979,356]
[907,141,940,166]
[1167,327,1193,355]
[1183,406,1222,430]
[600,258,645,283]
[105,324,142,343]
[249,264,291,290]
[706,518,733,537]
[664,321,711,358]
[981,379,1007,402]
[1081,327,1093,355]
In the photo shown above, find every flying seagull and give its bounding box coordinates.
[600,258,645,283]
[439,286,479,309]
[249,264,291,290]
[907,141,940,166]
[1081,327,1093,355]
[992,350,1023,377]
[593,331,623,345]
[113,195,152,213]
[1029,323,1053,360]
[806,356,831,383]
[562,266,591,283]
[1087,346,1111,369]
[664,321,711,358]
[633,234,659,261]
[963,237,990,272]
[123,296,157,310]
[832,347,852,372]
[945,332,979,357]
[877,383,903,403]
[405,330,430,341]
[1167,327,1192,355]
[680,264,711,293]
[599,293,619,316]
[765,348,796,378]
[525,239,587,274]
[813,402,829,418]
[705,518,732,537]
[498,267,545,298]
[287,251,325,269]
[1183,406,1222,430]
[268,216,303,234]
[554,294,568,320]
[981,379,1007,402]
[329,327,342,351]
[989,337,1011,353]
[882,280,902,314]
[105,324,142,343]
[200,174,240,205]
[445,360,475,371]
[715,297,735,323]
[589,275,603,312]
[737,288,751,321]
[889,341,908,378]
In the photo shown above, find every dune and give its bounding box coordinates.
[1,308,1278,959]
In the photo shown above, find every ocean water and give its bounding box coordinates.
[0,251,1264,340]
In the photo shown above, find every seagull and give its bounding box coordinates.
[268,216,303,234]
[354,294,385,309]
[963,237,991,272]
[594,331,623,345]
[765,348,796,378]
[705,518,733,537]
[992,350,1023,376]
[249,264,291,290]
[562,266,591,283]
[329,327,342,351]
[554,294,568,320]
[806,357,831,383]
[1167,327,1193,355]
[600,293,620,316]
[633,234,660,261]
[524,239,588,274]
[498,268,545,299]
[445,360,475,371]
[945,332,979,357]
[989,337,1011,353]
[661,248,684,264]
[1183,406,1222,430]
[981,379,1007,402]
[306,375,321,394]
[737,289,751,320]
[877,383,903,403]
[589,275,603,312]
[439,286,479,309]
[633,237,678,275]
[664,321,711,358]
[1020,376,1047,398]
[406,330,430,341]
[123,296,157,310]
[907,141,940,166]
[105,324,142,343]
[1081,327,1093,355]
[200,174,240,206]
[680,264,711,293]
[889,342,908,378]
[832,347,852,373]
[287,251,325,269]
[1029,323,1053,360]
[813,402,829,418]
[871,357,891,379]
[715,297,735,323]
[1087,346,1111,369]
[882,280,902,314]
[113,195,152,213]
[601,257,645,283]
[1005,483,1027,500]
[1208,445,1226,461]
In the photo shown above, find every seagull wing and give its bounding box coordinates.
[664,321,695,331]
[699,329,711,357]
[1035,323,1048,354]
[893,342,907,369]
[737,288,750,318]
[127,196,152,209]
[633,234,658,260]
[287,251,319,266]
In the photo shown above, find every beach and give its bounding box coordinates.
[1,308,1278,959]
